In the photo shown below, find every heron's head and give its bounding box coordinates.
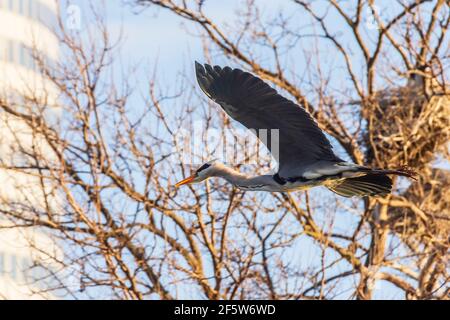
[174,160,221,187]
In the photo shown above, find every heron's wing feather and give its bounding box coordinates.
[195,62,340,178]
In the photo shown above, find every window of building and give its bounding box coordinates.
[20,45,25,65]
[34,1,40,20]
[0,39,5,61]
[8,40,14,63]
[0,252,4,275]
[26,47,36,70]
[22,257,30,280]
[18,0,24,15]
[10,254,17,279]
[27,0,33,17]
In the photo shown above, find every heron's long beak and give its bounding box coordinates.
[175,175,196,188]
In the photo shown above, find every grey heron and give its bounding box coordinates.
[175,62,416,197]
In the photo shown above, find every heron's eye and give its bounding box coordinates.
[196,163,211,174]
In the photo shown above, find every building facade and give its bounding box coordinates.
[0,0,61,299]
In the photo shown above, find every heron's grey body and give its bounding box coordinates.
[196,160,394,196]
[189,62,415,197]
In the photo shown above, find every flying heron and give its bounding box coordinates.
[175,62,416,197]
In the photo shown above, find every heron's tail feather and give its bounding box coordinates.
[370,166,418,180]
[327,173,392,197]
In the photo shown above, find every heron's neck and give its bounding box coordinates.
[214,166,249,184]
[213,165,275,189]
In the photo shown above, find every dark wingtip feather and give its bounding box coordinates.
[194,61,214,99]
[194,61,205,76]
[204,63,214,74]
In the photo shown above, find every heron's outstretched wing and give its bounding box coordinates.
[195,62,341,178]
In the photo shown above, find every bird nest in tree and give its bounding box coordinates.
[363,79,449,243]
[364,83,449,169]
[389,168,450,245]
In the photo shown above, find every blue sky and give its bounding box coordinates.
[67,1,300,87]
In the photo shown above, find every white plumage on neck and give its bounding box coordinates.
[200,162,310,192]
[214,165,272,190]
